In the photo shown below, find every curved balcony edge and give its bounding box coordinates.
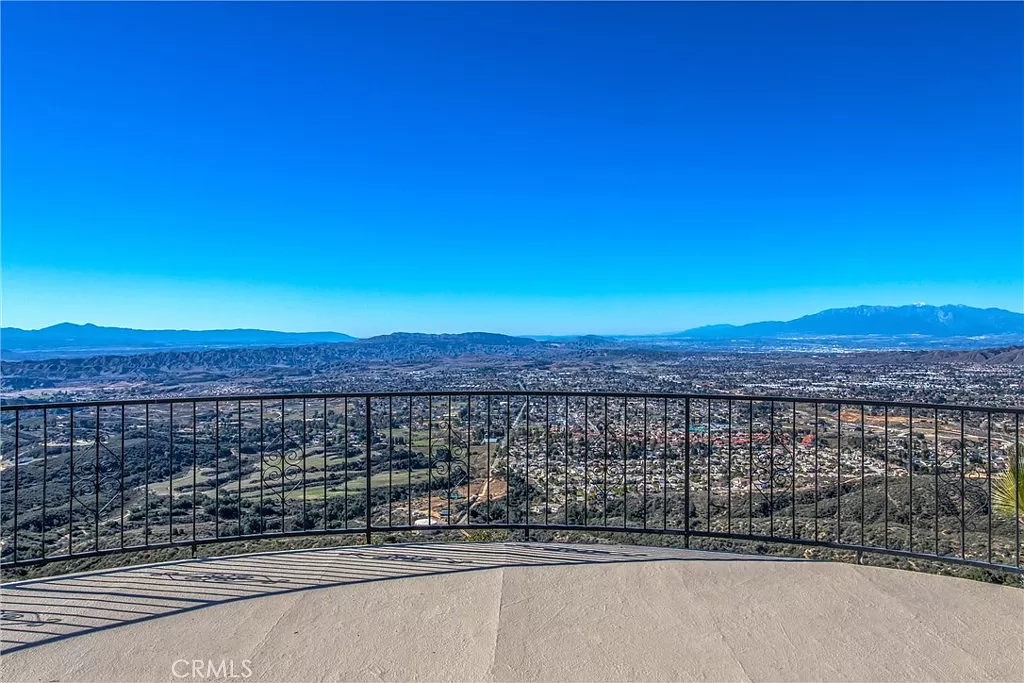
[2,391,1022,575]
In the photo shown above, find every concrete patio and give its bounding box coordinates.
[1,543,1021,682]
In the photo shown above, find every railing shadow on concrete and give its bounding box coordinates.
[0,541,807,654]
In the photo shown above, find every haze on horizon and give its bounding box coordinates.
[2,3,1022,337]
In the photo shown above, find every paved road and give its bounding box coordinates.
[2,543,1022,682]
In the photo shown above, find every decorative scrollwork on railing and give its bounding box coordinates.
[431,406,471,515]
[70,483,97,519]
[261,432,305,508]
[432,448,469,495]
[69,436,124,517]
[937,439,989,527]
[752,442,793,501]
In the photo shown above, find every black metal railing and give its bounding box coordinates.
[1,392,1021,573]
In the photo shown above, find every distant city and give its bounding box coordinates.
[2,304,1021,410]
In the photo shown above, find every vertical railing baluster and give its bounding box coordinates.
[215,401,220,540]
[145,404,150,547]
[604,396,610,528]
[427,396,432,526]
[545,395,551,527]
[1015,413,1020,569]
[506,394,511,526]
[163,409,182,547]
[447,395,453,525]
[883,405,888,549]
[94,405,100,552]
[987,411,992,565]
[484,396,490,524]
[664,399,669,532]
[365,396,372,544]
[408,397,413,527]
[238,400,243,537]
[121,404,126,551]
[13,410,19,563]
[934,408,940,556]
[642,397,648,531]
[836,403,841,545]
[908,406,913,552]
[564,396,569,527]
[525,396,530,534]
[748,400,753,536]
[344,398,349,528]
[193,401,198,546]
[706,399,711,534]
[259,400,264,535]
[860,404,865,548]
[388,396,393,528]
[301,399,306,530]
[582,396,588,528]
[793,402,798,539]
[813,402,819,543]
[769,400,774,538]
[280,398,285,533]
[622,398,628,530]
[684,397,690,546]
[43,408,48,559]
[960,410,966,559]
[322,398,328,533]
[466,395,472,527]
[69,406,74,557]
[727,400,732,535]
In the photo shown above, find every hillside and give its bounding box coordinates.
[0,332,563,388]
[845,345,1024,365]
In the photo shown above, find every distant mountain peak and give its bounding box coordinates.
[44,321,95,330]
[674,304,1023,340]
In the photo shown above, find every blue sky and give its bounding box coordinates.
[2,2,1022,336]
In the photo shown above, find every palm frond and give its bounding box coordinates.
[992,442,1024,519]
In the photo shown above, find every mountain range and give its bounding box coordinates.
[672,304,1023,339]
[0,322,355,359]
[2,305,1021,360]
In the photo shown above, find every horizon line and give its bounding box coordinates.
[3,301,1022,338]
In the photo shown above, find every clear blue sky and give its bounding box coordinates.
[2,2,1022,336]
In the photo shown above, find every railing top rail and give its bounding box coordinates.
[1,390,1022,414]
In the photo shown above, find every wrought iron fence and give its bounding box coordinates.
[1,392,1021,573]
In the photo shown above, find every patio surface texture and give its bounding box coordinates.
[1,542,1022,682]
